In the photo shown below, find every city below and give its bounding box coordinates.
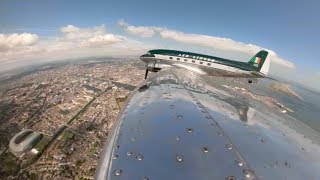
[0,57,145,179]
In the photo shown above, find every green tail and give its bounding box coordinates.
[248,50,269,71]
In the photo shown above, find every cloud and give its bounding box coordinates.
[0,33,41,65]
[0,33,39,50]
[118,19,156,38]
[60,24,106,40]
[159,29,295,68]
[0,25,151,69]
[60,25,80,33]
[57,25,128,48]
[87,34,125,46]
[119,20,295,68]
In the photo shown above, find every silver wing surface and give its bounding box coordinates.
[96,67,320,180]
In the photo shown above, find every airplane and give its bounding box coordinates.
[96,50,320,179]
[140,49,270,79]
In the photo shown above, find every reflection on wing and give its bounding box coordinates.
[96,67,320,179]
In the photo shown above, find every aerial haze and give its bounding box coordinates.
[1,0,319,91]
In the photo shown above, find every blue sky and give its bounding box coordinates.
[0,0,319,89]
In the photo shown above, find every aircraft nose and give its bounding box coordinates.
[140,54,149,63]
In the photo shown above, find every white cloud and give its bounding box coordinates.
[60,24,107,40]
[119,20,295,69]
[118,19,156,38]
[60,25,80,33]
[0,25,151,69]
[159,29,295,68]
[0,33,39,50]
[56,24,129,49]
[0,22,294,73]
[87,34,125,45]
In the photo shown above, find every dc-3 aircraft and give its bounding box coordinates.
[140,49,270,78]
[96,49,320,179]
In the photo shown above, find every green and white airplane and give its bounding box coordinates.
[140,49,270,79]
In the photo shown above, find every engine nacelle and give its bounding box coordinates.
[147,61,163,72]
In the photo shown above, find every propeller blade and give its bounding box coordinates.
[144,69,148,79]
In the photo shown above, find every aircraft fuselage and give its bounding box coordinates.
[140,49,266,77]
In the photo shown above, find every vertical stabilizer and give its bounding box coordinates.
[248,50,270,76]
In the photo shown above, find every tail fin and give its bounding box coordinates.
[248,50,270,76]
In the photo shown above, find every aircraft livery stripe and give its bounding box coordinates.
[153,54,249,74]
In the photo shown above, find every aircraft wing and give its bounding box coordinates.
[96,67,320,179]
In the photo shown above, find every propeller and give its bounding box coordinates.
[144,69,149,79]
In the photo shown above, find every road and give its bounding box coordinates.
[23,86,112,169]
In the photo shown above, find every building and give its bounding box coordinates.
[9,129,42,157]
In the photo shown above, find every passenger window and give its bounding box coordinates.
[184,59,187,62]
[207,63,211,66]
[200,62,203,64]
[177,58,180,60]
[169,57,173,59]
[192,60,195,63]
